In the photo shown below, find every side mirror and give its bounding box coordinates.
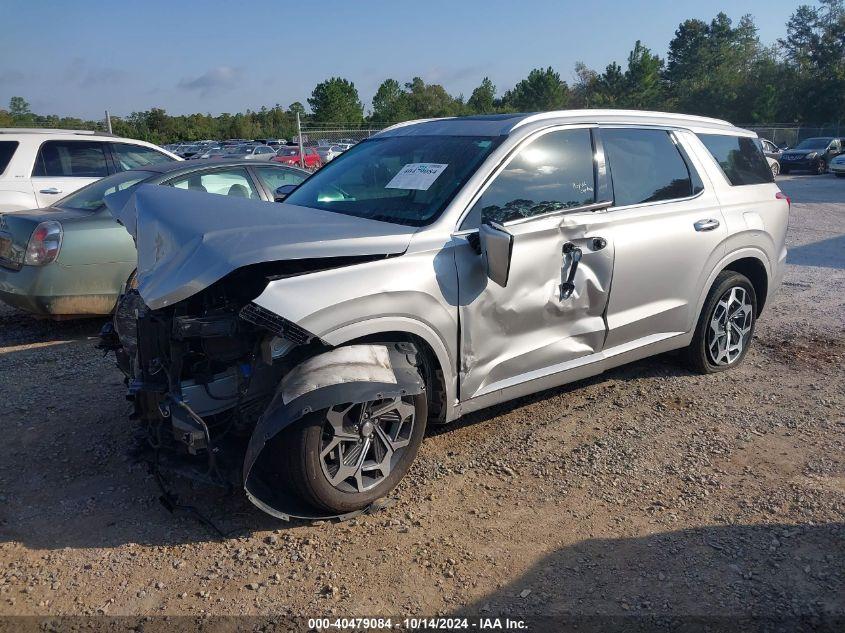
[479,222,514,287]
[274,184,298,202]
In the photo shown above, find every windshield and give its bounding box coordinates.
[284,135,501,226]
[58,170,155,211]
[795,137,832,150]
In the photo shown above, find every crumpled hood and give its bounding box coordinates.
[106,184,417,310]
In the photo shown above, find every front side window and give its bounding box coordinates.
[698,133,773,186]
[168,167,259,199]
[111,143,173,170]
[32,141,109,178]
[253,165,307,192]
[603,128,703,205]
[463,128,596,228]
[58,170,154,211]
[284,135,501,226]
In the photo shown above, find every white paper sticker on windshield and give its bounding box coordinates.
[385,163,448,191]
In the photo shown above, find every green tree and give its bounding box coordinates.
[288,101,306,117]
[9,96,31,117]
[623,41,666,109]
[467,77,496,113]
[371,78,409,121]
[502,67,569,111]
[308,77,363,123]
[403,77,461,118]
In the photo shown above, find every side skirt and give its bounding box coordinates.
[455,331,691,417]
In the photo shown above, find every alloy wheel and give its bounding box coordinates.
[706,286,754,366]
[817,159,827,175]
[319,397,416,493]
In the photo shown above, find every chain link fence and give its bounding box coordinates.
[741,124,844,148]
[292,121,388,169]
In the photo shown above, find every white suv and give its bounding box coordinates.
[0,129,179,212]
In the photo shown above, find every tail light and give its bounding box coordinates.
[24,221,63,266]
[775,191,791,208]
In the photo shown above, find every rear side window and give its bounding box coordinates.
[697,133,773,186]
[602,128,703,207]
[0,141,18,175]
[111,143,173,170]
[32,141,109,178]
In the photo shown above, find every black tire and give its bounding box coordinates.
[835,172,845,178]
[780,166,790,174]
[816,158,827,175]
[683,270,757,375]
[278,392,427,514]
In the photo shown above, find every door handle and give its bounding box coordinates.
[559,242,582,300]
[694,218,720,232]
[39,187,63,194]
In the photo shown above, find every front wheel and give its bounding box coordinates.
[683,270,757,374]
[278,393,427,513]
[770,162,780,177]
[816,159,827,175]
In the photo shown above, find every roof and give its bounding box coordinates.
[376,110,745,138]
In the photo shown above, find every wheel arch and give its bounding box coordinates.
[320,317,455,424]
[693,248,772,329]
[723,256,769,313]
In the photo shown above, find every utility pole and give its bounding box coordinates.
[105,110,112,134]
[296,111,305,169]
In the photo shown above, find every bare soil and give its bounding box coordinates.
[0,175,842,625]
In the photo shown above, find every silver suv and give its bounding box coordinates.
[103,110,788,520]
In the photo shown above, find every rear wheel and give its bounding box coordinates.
[279,393,427,513]
[836,173,845,178]
[780,166,790,174]
[683,271,757,374]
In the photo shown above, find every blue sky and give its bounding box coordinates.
[1,0,803,119]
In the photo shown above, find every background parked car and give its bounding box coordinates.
[829,153,845,177]
[222,144,277,160]
[0,128,179,212]
[316,144,346,163]
[779,137,845,174]
[759,138,782,176]
[273,145,322,170]
[0,161,308,317]
[194,145,223,159]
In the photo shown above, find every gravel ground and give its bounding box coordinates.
[0,174,842,625]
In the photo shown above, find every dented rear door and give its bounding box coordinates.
[454,126,614,400]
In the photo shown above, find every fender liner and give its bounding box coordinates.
[242,342,424,521]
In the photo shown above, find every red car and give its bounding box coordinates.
[272,146,322,170]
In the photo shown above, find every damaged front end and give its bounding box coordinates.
[101,185,428,520]
[101,264,424,521]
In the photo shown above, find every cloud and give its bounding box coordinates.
[62,58,127,87]
[0,70,25,83]
[177,66,243,96]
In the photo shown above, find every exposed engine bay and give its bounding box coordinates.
[100,263,426,521]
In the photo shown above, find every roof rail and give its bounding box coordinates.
[0,128,114,136]
[511,109,733,130]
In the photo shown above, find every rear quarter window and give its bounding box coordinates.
[698,133,773,186]
[0,141,18,175]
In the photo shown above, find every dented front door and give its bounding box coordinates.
[454,126,614,400]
